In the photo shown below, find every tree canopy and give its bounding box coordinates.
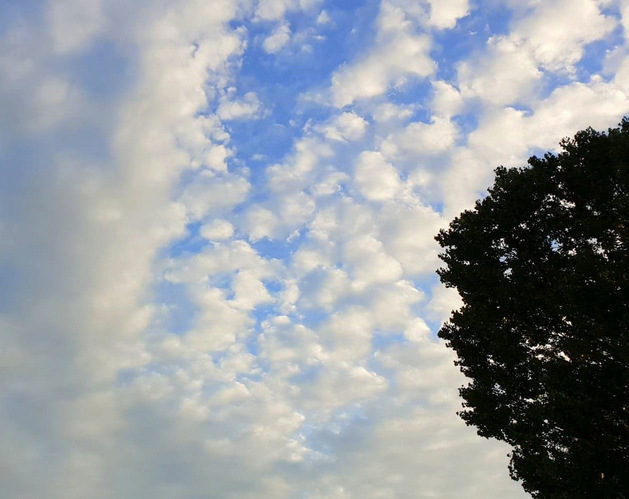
[436,119,629,497]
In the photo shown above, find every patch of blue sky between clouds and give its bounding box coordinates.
[166,221,208,258]
[250,232,305,260]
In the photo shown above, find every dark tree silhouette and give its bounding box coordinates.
[436,119,629,497]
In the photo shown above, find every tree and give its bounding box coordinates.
[436,119,629,497]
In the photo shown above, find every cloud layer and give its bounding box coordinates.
[1,1,628,497]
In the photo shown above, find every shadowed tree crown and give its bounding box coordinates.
[436,119,629,498]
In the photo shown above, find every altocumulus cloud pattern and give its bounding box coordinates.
[1,0,628,497]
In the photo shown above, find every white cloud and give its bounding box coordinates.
[458,36,542,106]
[243,206,279,241]
[331,3,435,107]
[180,170,250,221]
[316,9,331,25]
[384,0,470,29]
[217,91,262,120]
[615,56,629,95]
[426,0,469,29]
[377,203,444,275]
[309,170,349,197]
[311,267,352,310]
[259,317,324,368]
[457,0,617,109]
[255,0,322,20]
[266,137,333,193]
[371,102,415,123]
[343,234,404,290]
[263,23,292,53]
[510,0,616,72]
[183,286,253,351]
[526,76,629,143]
[425,282,463,326]
[381,116,459,160]
[367,280,425,331]
[307,363,388,412]
[200,219,235,240]
[354,151,401,201]
[165,239,277,286]
[205,144,231,171]
[0,0,254,495]
[319,111,369,141]
[232,269,273,310]
[431,80,463,118]
[241,189,316,241]
[446,77,629,217]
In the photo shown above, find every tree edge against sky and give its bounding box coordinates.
[436,118,629,498]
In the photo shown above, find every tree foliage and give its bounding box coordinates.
[436,119,629,497]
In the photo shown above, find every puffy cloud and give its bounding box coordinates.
[354,151,401,201]
[431,80,463,118]
[381,116,459,160]
[263,23,292,53]
[425,0,469,29]
[331,3,435,107]
[457,0,617,108]
[179,170,250,220]
[217,91,262,120]
[319,111,369,142]
[165,239,277,286]
[200,219,235,240]
[232,270,274,310]
[371,101,416,124]
[524,76,629,144]
[266,137,333,193]
[384,0,470,29]
[0,0,252,495]
[510,0,616,72]
[255,0,322,21]
[366,280,425,331]
[458,36,542,106]
[182,286,254,351]
[302,362,388,413]
[440,75,629,217]
[377,203,444,275]
[243,206,280,241]
[259,316,324,369]
[309,170,349,197]
[343,234,404,290]
[241,190,316,240]
[316,9,331,25]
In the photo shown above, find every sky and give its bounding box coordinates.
[1,0,628,497]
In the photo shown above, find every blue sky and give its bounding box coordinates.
[1,0,628,497]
